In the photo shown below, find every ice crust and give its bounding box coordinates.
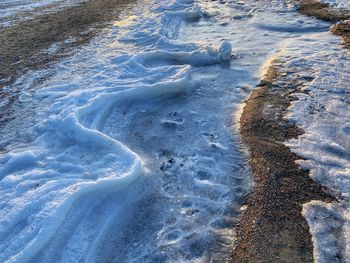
[0,0,343,261]
[283,33,350,262]
[0,0,88,27]
[320,0,350,10]
[0,0,239,262]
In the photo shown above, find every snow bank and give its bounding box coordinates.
[284,33,350,262]
[320,0,350,10]
[0,0,235,261]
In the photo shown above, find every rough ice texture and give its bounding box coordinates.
[0,0,88,26]
[0,0,246,262]
[0,0,340,261]
[320,0,350,10]
[284,32,350,262]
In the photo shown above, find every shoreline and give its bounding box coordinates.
[0,0,136,149]
[0,0,133,88]
[0,0,136,89]
[233,0,349,261]
[232,62,335,262]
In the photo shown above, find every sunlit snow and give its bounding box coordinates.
[0,0,349,262]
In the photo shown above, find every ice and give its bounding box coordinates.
[282,33,350,262]
[0,110,142,262]
[0,0,242,261]
[320,0,350,10]
[0,0,88,27]
[0,0,345,261]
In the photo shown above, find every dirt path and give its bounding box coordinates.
[0,0,136,89]
[232,63,335,263]
[297,0,350,47]
[232,1,350,261]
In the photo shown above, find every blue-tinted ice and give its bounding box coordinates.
[0,0,347,262]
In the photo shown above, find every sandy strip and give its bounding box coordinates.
[0,0,136,89]
[297,0,350,47]
[297,0,350,21]
[232,1,350,262]
[232,64,335,262]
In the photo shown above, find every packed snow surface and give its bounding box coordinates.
[0,0,88,26]
[0,0,256,261]
[0,0,347,262]
[282,32,350,263]
[320,0,350,10]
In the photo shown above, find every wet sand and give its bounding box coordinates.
[232,64,335,262]
[233,1,350,261]
[0,0,136,89]
[0,0,136,148]
[297,0,350,47]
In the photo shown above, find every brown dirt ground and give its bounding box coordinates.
[297,0,350,47]
[232,65,335,263]
[232,1,350,262]
[0,0,136,89]
[332,20,350,47]
[297,0,350,21]
[0,0,136,148]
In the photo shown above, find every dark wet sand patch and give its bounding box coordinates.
[297,0,350,47]
[232,63,335,263]
[232,1,350,261]
[0,0,136,149]
[0,0,136,89]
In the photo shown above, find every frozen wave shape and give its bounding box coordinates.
[0,101,142,263]
[0,0,234,260]
[0,63,189,263]
[0,36,232,263]
[130,40,232,68]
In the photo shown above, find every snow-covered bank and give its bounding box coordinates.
[320,0,350,10]
[281,33,350,262]
[0,0,345,261]
[0,0,248,261]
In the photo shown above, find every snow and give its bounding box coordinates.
[0,0,348,261]
[320,0,350,10]
[283,32,350,262]
[0,0,87,27]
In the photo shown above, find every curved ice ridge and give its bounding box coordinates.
[0,0,233,261]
